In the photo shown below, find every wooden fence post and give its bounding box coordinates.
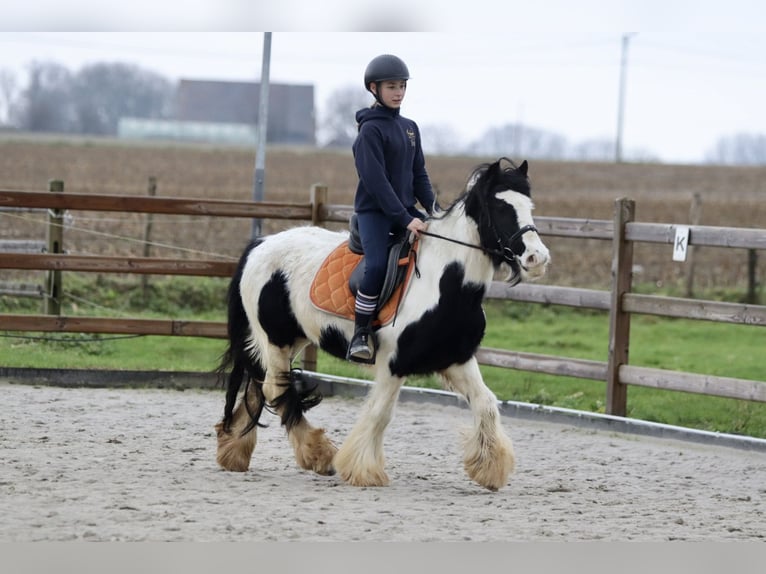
[301,183,329,371]
[747,249,759,304]
[684,192,702,298]
[142,176,157,303]
[310,183,328,227]
[606,197,635,416]
[44,179,64,315]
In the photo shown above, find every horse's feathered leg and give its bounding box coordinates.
[333,369,404,487]
[214,371,263,472]
[214,238,266,472]
[260,343,338,476]
[439,358,515,491]
[214,340,267,471]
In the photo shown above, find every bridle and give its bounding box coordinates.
[419,223,538,266]
[388,220,535,324]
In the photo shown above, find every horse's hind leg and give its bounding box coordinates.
[215,371,263,472]
[261,344,337,475]
[440,358,515,491]
[333,371,403,487]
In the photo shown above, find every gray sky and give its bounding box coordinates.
[2,1,765,163]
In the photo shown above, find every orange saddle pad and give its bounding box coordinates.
[309,240,418,327]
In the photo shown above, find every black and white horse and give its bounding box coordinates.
[215,158,549,490]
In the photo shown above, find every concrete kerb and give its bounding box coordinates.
[302,371,766,454]
[2,366,766,454]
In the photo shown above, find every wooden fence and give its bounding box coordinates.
[1,180,765,417]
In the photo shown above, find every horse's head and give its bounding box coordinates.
[462,157,550,285]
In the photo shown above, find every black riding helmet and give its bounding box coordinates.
[364,54,410,107]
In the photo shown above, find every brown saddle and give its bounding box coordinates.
[309,235,419,327]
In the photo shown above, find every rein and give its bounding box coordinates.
[419,224,538,263]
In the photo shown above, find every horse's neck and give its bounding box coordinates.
[424,207,495,285]
[429,205,478,243]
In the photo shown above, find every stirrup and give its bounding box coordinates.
[346,329,377,364]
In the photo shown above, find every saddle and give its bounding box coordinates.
[309,215,418,327]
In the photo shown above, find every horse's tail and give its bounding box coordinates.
[217,239,267,435]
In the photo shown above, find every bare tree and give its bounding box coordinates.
[318,84,370,148]
[0,69,17,126]
[420,123,465,156]
[10,60,173,135]
[706,133,766,165]
[71,62,173,135]
[568,138,615,161]
[470,123,567,160]
[14,61,77,133]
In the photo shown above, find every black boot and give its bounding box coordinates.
[346,314,377,364]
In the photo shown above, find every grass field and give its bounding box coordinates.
[1,275,764,438]
[1,136,764,437]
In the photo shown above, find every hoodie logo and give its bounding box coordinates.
[406,127,416,148]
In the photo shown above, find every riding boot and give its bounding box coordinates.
[346,312,377,364]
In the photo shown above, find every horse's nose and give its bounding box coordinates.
[524,252,539,268]
[523,247,549,270]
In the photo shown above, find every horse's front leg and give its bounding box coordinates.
[333,369,404,487]
[440,358,515,491]
[261,343,338,475]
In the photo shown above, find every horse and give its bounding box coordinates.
[214,157,550,491]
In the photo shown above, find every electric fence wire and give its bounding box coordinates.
[1,209,232,342]
[0,209,239,260]
[0,332,144,343]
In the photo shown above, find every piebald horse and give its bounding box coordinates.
[215,157,549,490]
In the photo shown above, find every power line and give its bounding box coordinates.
[638,40,766,70]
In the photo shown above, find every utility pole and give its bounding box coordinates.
[615,33,636,163]
[252,32,272,239]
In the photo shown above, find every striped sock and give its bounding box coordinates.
[354,291,379,317]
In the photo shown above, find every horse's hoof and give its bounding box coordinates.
[215,422,256,472]
[336,464,390,487]
[315,465,336,477]
[294,428,338,476]
[343,473,390,487]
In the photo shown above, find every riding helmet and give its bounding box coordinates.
[363,54,410,91]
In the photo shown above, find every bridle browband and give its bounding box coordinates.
[419,223,538,265]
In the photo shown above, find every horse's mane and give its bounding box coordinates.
[433,157,530,220]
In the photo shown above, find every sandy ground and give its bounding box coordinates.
[1,381,765,542]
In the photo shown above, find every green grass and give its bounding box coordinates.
[1,276,765,438]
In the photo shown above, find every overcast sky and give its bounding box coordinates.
[2,1,765,164]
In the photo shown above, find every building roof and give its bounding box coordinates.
[174,79,315,145]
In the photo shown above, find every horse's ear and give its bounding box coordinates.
[488,159,502,178]
[518,160,529,177]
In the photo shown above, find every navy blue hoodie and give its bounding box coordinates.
[352,104,435,228]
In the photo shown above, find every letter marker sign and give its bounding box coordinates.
[673,226,690,262]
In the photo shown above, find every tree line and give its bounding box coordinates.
[1,61,765,165]
[1,61,173,136]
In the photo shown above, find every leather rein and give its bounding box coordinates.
[419,224,538,265]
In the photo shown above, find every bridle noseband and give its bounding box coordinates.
[493,224,539,264]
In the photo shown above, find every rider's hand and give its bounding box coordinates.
[406,218,428,238]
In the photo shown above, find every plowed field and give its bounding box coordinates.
[1,136,764,290]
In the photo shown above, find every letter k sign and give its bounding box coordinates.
[673,226,690,262]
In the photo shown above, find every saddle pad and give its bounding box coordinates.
[310,240,417,326]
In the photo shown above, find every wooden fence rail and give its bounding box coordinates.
[0,188,314,220]
[0,253,236,277]
[0,182,764,417]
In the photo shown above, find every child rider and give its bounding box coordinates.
[347,54,437,363]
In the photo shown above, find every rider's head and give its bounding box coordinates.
[364,54,410,109]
